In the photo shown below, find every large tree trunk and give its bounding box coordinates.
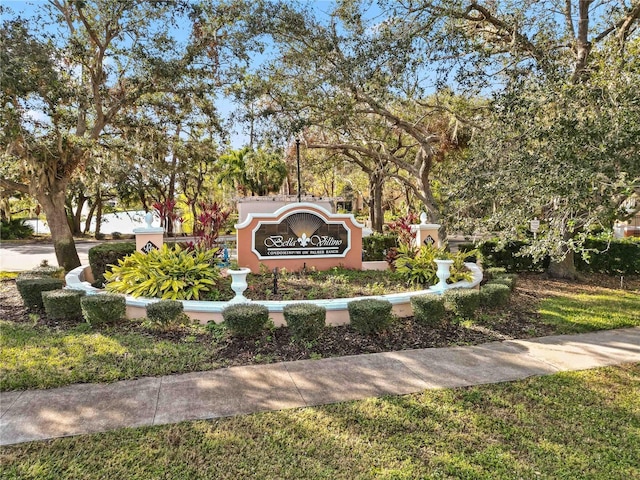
[83,199,97,234]
[370,171,384,233]
[37,187,81,271]
[70,192,87,235]
[94,191,103,238]
[547,249,578,279]
[547,230,578,279]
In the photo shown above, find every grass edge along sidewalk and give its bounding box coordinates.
[0,363,638,480]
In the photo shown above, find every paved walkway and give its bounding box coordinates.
[1,327,639,446]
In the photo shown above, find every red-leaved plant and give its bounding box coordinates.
[386,212,419,248]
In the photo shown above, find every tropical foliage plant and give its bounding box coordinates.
[104,245,220,300]
[394,244,474,286]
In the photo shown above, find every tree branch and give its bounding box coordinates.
[0,177,30,195]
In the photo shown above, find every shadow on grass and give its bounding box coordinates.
[1,364,638,479]
[539,290,640,333]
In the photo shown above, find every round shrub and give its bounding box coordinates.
[222,303,269,337]
[489,274,517,291]
[480,283,511,308]
[410,295,446,326]
[347,298,393,334]
[42,289,86,320]
[443,289,481,320]
[146,300,185,327]
[81,294,126,325]
[484,267,507,280]
[16,277,65,310]
[283,303,326,341]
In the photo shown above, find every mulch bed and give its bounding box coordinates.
[1,272,638,369]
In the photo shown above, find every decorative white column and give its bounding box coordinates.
[412,212,442,248]
[133,212,164,254]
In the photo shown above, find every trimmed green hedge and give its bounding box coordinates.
[458,240,548,272]
[410,295,446,326]
[16,277,65,310]
[347,298,393,333]
[443,289,481,320]
[480,283,511,308]
[42,289,86,320]
[283,303,326,341]
[222,303,269,337]
[88,242,136,286]
[575,238,640,275]
[363,234,398,261]
[458,238,639,274]
[81,294,126,325]
[146,300,185,327]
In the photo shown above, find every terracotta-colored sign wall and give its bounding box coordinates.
[235,203,363,273]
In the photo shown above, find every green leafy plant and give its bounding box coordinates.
[80,294,126,325]
[0,218,33,239]
[362,234,399,261]
[410,295,446,325]
[222,303,269,337]
[146,300,186,327]
[347,298,393,334]
[488,274,518,292]
[394,244,474,286]
[283,303,326,341]
[42,289,86,320]
[15,277,65,310]
[443,289,481,320]
[88,242,137,286]
[104,244,220,300]
[480,283,511,308]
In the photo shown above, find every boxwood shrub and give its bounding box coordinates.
[16,277,65,310]
[484,267,507,280]
[443,289,481,319]
[363,234,398,261]
[222,303,269,337]
[480,283,511,308]
[146,300,185,327]
[283,303,326,340]
[459,237,639,275]
[410,295,446,326]
[488,274,517,291]
[81,294,126,325]
[347,298,393,334]
[42,289,86,320]
[88,242,136,286]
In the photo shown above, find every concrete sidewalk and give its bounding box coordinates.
[1,327,639,446]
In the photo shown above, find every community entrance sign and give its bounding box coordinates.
[236,203,363,273]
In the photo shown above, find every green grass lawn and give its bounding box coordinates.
[0,321,223,390]
[539,289,640,333]
[1,281,639,391]
[1,364,638,479]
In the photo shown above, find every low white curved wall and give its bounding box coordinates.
[66,263,483,326]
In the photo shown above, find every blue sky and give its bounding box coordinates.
[2,1,383,149]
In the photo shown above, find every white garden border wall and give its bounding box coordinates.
[66,263,483,326]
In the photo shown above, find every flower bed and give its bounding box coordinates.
[66,263,483,326]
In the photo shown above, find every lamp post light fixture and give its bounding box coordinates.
[296,137,301,202]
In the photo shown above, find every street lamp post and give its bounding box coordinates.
[296,137,301,202]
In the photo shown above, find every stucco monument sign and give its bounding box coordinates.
[236,203,363,273]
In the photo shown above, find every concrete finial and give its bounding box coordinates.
[145,212,153,228]
[420,212,428,225]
